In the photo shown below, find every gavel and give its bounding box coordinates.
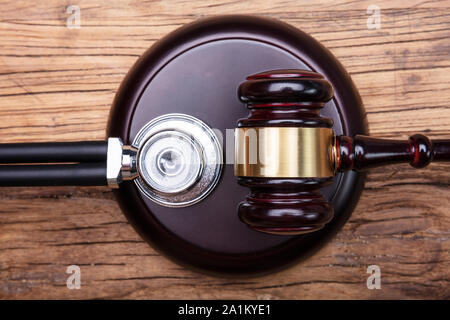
[234,69,450,236]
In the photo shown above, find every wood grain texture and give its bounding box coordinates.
[0,0,449,299]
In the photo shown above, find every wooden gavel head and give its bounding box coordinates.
[235,69,336,235]
[234,69,449,236]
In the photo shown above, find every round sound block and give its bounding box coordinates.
[107,15,368,276]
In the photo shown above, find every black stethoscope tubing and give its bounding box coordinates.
[0,141,108,186]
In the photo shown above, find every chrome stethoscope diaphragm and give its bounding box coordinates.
[132,113,223,207]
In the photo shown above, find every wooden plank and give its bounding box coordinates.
[0,0,449,299]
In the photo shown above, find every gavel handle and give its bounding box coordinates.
[336,134,450,172]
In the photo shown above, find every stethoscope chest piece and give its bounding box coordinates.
[133,113,222,207]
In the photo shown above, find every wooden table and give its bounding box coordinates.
[0,0,448,299]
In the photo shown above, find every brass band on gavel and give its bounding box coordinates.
[234,127,336,178]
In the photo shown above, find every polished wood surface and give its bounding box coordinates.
[107,15,367,275]
[0,0,449,299]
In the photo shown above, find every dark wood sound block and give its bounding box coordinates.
[107,15,368,276]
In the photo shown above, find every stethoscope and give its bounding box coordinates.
[0,113,223,208]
